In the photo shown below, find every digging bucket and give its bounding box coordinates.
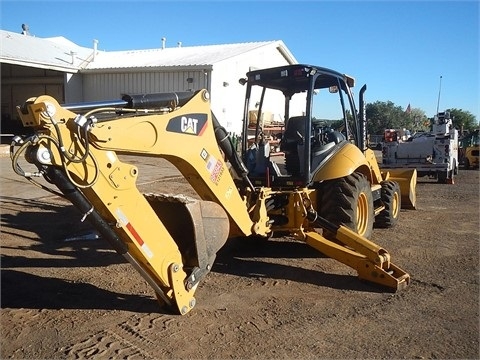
[144,193,230,269]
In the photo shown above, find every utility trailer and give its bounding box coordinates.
[382,111,459,184]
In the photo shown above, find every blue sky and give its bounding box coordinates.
[1,0,479,120]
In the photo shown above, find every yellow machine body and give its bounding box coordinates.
[312,143,417,210]
[464,145,479,169]
[12,90,410,315]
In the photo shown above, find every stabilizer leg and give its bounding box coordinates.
[305,230,410,291]
[305,207,410,291]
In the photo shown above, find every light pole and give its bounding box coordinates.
[436,75,443,115]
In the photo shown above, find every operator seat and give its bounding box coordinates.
[283,116,306,144]
[280,116,306,175]
[281,117,347,176]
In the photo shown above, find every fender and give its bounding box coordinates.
[312,142,370,182]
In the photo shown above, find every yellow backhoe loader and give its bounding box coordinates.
[11,64,415,315]
[460,129,479,169]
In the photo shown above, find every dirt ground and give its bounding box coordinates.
[1,152,479,359]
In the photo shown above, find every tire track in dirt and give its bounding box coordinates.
[63,329,149,359]
[62,312,182,359]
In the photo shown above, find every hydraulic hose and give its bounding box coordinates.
[44,166,128,254]
[44,166,173,306]
[305,206,338,234]
[211,113,254,191]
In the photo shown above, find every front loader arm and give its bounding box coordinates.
[12,91,260,314]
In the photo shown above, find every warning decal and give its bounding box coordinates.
[202,150,224,185]
[210,159,224,184]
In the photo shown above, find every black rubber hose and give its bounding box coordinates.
[305,207,338,234]
[44,166,128,255]
[211,113,251,180]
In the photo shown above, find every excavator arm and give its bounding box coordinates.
[12,90,262,314]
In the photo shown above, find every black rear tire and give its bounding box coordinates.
[375,180,401,228]
[319,172,374,238]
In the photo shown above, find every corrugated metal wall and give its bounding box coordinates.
[77,43,295,133]
[82,70,208,101]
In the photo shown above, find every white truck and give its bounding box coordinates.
[382,111,459,184]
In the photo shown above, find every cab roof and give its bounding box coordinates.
[246,64,355,93]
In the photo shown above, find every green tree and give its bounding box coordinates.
[366,101,432,135]
[448,109,478,133]
[408,108,429,132]
[365,101,409,135]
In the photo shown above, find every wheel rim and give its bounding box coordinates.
[392,191,399,219]
[356,192,369,236]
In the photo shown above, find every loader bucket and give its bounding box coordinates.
[144,193,230,269]
[384,169,417,210]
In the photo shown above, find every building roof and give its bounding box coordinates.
[0,29,297,72]
[85,40,296,70]
[0,30,94,72]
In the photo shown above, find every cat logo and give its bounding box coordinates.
[181,116,198,134]
[166,113,208,136]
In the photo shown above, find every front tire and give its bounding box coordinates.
[375,180,401,228]
[319,172,374,238]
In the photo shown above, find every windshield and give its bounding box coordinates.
[249,75,353,120]
[242,65,359,151]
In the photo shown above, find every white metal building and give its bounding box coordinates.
[1,29,297,134]
[1,30,92,134]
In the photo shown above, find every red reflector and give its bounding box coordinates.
[126,222,144,246]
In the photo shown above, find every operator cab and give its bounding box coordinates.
[239,64,360,188]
